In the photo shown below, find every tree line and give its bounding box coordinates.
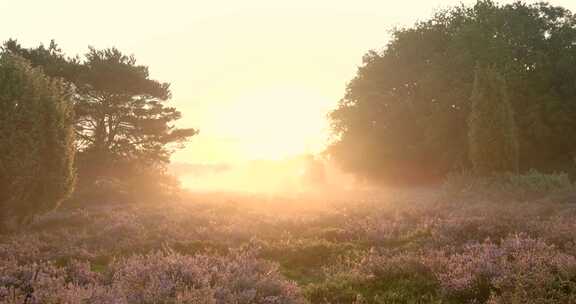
[3,0,576,229]
[0,41,197,230]
[329,1,576,184]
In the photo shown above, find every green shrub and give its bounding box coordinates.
[305,253,444,304]
[305,273,365,304]
[261,239,357,284]
[505,169,572,195]
[443,170,574,201]
[306,274,445,304]
[0,54,75,230]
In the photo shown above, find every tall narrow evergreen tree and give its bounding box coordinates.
[0,54,76,230]
[468,65,519,176]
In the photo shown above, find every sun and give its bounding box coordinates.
[221,86,333,161]
[173,86,336,192]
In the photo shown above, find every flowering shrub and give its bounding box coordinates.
[424,235,576,303]
[108,250,304,304]
[306,250,442,303]
[0,251,304,304]
[0,260,119,304]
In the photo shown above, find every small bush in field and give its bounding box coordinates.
[306,251,443,304]
[261,239,352,269]
[504,169,573,198]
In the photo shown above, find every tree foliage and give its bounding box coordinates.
[73,47,197,182]
[3,40,198,187]
[329,1,576,183]
[468,65,519,175]
[0,54,76,228]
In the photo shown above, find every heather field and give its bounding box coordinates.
[4,0,576,303]
[2,178,576,304]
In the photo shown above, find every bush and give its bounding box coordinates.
[0,250,305,304]
[306,251,443,304]
[260,239,356,284]
[424,235,576,303]
[0,54,75,230]
[505,169,573,197]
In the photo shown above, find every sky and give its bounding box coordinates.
[2,0,575,166]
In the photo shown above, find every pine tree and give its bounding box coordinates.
[0,54,76,230]
[4,41,198,192]
[468,65,519,176]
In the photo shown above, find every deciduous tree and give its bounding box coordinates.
[329,1,576,183]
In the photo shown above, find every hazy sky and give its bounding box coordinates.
[3,0,575,164]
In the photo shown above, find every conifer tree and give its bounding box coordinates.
[468,65,519,176]
[0,54,76,230]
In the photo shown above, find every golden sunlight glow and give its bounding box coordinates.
[173,87,337,192]
[221,87,332,160]
[177,156,359,194]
